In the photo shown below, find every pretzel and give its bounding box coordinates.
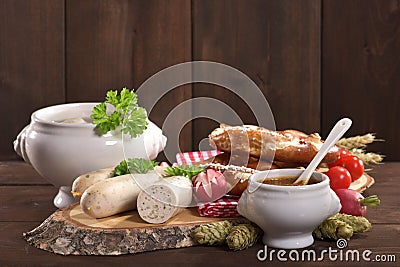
[211,153,278,170]
[209,124,340,164]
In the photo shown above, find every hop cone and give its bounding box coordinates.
[313,217,354,240]
[226,224,261,251]
[332,213,372,233]
[192,221,233,246]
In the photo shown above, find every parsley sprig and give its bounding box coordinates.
[164,165,206,180]
[114,158,159,176]
[91,88,148,138]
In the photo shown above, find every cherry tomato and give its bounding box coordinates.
[334,155,364,181]
[326,166,352,190]
[328,149,352,168]
[339,149,352,158]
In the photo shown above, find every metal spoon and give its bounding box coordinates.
[292,118,353,186]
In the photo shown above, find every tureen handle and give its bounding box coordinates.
[247,173,263,194]
[13,125,31,164]
[328,189,342,216]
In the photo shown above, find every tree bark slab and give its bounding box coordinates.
[24,204,248,255]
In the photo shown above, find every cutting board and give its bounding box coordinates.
[23,204,249,256]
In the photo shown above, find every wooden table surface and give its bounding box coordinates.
[0,161,399,267]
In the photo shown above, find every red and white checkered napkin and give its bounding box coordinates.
[176,150,241,218]
[176,150,222,165]
[197,195,241,218]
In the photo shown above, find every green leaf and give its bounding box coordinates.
[164,165,206,180]
[91,102,107,122]
[106,90,119,106]
[91,88,148,138]
[119,87,137,113]
[113,160,129,177]
[113,158,159,176]
[122,107,148,138]
[127,158,159,174]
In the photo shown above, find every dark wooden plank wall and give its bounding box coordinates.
[0,0,65,160]
[66,0,192,162]
[192,0,321,152]
[66,0,135,101]
[322,0,400,160]
[1,0,399,161]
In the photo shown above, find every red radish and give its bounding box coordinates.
[192,169,227,203]
[334,189,380,216]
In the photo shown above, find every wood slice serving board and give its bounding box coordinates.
[349,173,375,192]
[23,204,249,256]
[23,173,374,256]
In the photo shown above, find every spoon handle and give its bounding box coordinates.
[297,118,353,180]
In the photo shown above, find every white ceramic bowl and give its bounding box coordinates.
[237,169,341,249]
[14,103,167,208]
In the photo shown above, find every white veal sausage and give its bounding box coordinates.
[137,176,193,224]
[71,167,115,200]
[80,172,161,218]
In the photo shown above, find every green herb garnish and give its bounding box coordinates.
[114,158,159,176]
[164,165,206,180]
[113,160,129,176]
[91,88,148,138]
